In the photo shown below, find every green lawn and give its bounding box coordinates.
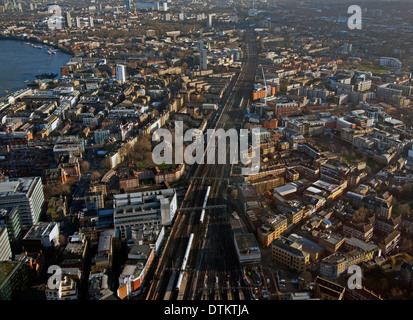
[341,154,358,162]
[343,63,388,74]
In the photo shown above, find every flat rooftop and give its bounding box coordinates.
[0,177,39,198]
[345,236,377,252]
[288,233,325,254]
[23,222,57,240]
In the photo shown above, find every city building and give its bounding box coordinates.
[198,40,208,70]
[345,286,383,300]
[320,253,347,278]
[113,188,177,239]
[0,228,12,261]
[22,222,60,253]
[90,230,120,274]
[65,11,72,28]
[271,236,310,273]
[318,233,345,253]
[342,221,374,241]
[0,177,44,231]
[45,275,78,300]
[378,230,401,255]
[207,14,213,28]
[287,233,325,261]
[0,260,28,299]
[115,64,126,83]
[230,212,261,264]
[256,215,287,248]
[88,271,117,300]
[379,57,402,69]
[0,206,22,253]
[60,233,89,271]
[400,262,413,289]
[117,243,155,299]
[314,276,345,300]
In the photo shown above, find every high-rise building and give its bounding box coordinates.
[126,0,133,10]
[178,12,184,20]
[0,228,12,261]
[65,11,72,28]
[115,64,126,83]
[0,177,45,231]
[0,206,22,253]
[76,16,81,28]
[89,16,94,28]
[198,40,208,70]
[0,260,28,299]
[162,2,168,11]
[207,14,213,28]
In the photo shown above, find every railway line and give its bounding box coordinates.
[146,29,258,300]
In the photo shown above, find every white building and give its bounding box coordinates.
[0,228,12,261]
[75,16,81,28]
[94,129,111,144]
[207,14,213,28]
[0,177,44,230]
[198,40,208,70]
[113,189,177,239]
[23,222,60,249]
[65,11,72,28]
[115,64,126,83]
[46,276,78,300]
[380,57,402,69]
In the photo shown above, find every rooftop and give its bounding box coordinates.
[0,177,40,198]
[23,222,58,240]
[316,276,345,298]
[272,236,308,258]
[288,233,325,254]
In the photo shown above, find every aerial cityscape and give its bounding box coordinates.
[0,0,413,306]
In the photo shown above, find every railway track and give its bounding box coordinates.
[146,29,258,301]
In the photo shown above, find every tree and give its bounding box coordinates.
[81,160,91,174]
[398,203,411,218]
[399,184,413,201]
[353,207,368,224]
[90,171,101,181]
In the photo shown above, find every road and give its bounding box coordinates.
[146,29,258,300]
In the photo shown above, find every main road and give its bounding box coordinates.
[146,29,259,300]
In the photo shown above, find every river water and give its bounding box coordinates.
[0,39,71,96]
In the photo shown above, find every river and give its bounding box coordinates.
[0,39,72,96]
